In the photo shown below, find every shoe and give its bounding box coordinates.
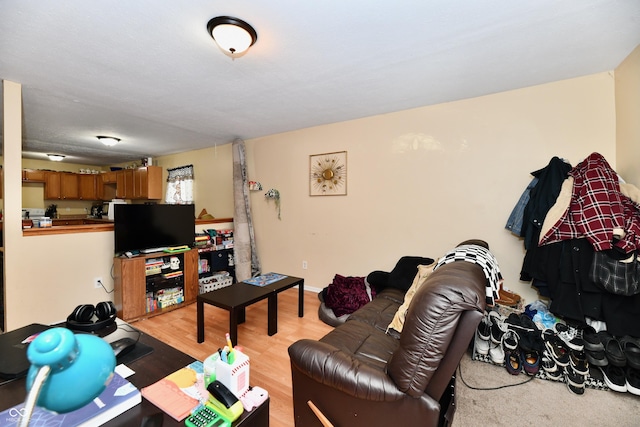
[598,331,626,367]
[564,366,585,395]
[489,340,505,364]
[474,329,490,355]
[505,348,522,375]
[544,334,570,367]
[495,293,520,307]
[582,325,604,352]
[505,313,535,332]
[542,356,562,380]
[477,315,491,341]
[554,323,584,351]
[502,329,519,351]
[619,336,640,370]
[498,281,521,304]
[625,366,640,396]
[488,311,507,344]
[569,350,589,375]
[519,313,538,331]
[600,365,627,392]
[522,350,540,376]
[541,355,558,373]
[585,348,608,367]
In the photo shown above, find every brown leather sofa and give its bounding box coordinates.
[288,261,486,427]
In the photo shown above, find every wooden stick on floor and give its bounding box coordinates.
[307,400,335,427]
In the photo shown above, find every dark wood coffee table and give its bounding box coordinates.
[197,275,304,345]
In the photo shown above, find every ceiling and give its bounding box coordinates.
[1,1,639,166]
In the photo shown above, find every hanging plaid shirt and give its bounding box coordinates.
[540,152,640,253]
[433,245,502,305]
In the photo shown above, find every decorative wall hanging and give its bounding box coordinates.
[249,181,263,191]
[309,151,347,196]
[265,188,281,219]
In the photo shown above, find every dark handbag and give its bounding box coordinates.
[589,251,640,296]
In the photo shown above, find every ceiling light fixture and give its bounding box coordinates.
[207,16,257,57]
[97,135,121,147]
[47,154,65,161]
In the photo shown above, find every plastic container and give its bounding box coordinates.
[215,350,250,397]
[203,352,220,387]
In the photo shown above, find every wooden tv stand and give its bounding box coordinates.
[113,249,198,322]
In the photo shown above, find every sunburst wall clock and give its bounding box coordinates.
[309,151,347,196]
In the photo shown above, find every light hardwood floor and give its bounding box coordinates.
[132,288,333,427]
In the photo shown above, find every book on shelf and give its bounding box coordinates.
[141,360,209,422]
[0,372,141,426]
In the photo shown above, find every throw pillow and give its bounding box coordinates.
[387,262,436,333]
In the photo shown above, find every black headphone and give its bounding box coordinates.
[66,301,117,332]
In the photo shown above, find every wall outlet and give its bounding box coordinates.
[302,260,308,270]
[94,277,103,289]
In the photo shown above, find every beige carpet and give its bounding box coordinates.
[454,352,640,426]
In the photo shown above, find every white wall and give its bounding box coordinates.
[245,73,616,303]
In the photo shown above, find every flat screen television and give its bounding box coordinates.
[114,204,195,255]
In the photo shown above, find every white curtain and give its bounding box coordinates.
[165,165,194,204]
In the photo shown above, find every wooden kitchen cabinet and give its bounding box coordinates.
[102,171,117,184]
[22,169,46,182]
[44,172,61,199]
[134,166,162,199]
[115,166,162,200]
[45,172,79,200]
[78,174,98,200]
[116,169,134,199]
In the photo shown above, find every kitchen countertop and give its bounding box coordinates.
[22,217,232,236]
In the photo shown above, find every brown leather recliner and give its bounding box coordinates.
[288,261,486,427]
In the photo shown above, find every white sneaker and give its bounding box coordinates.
[475,330,490,355]
[489,340,505,364]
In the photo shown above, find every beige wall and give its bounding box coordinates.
[3,82,118,330]
[1,70,620,330]
[615,44,640,185]
[155,144,234,219]
[246,72,616,304]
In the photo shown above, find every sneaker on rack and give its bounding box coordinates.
[474,329,490,355]
[502,329,519,351]
[541,356,562,380]
[554,322,584,351]
[625,366,640,396]
[569,350,589,376]
[488,311,507,344]
[505,348,522,375]
[521,349,540,376]
[564,366,586,395]
[544,333,570,367]
[489,340,505,365]
[477,315,492,341]
[600,365,627,393]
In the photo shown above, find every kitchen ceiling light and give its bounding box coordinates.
[207,16,257,57]
[97,135,121,147]
[47,154,65,161]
